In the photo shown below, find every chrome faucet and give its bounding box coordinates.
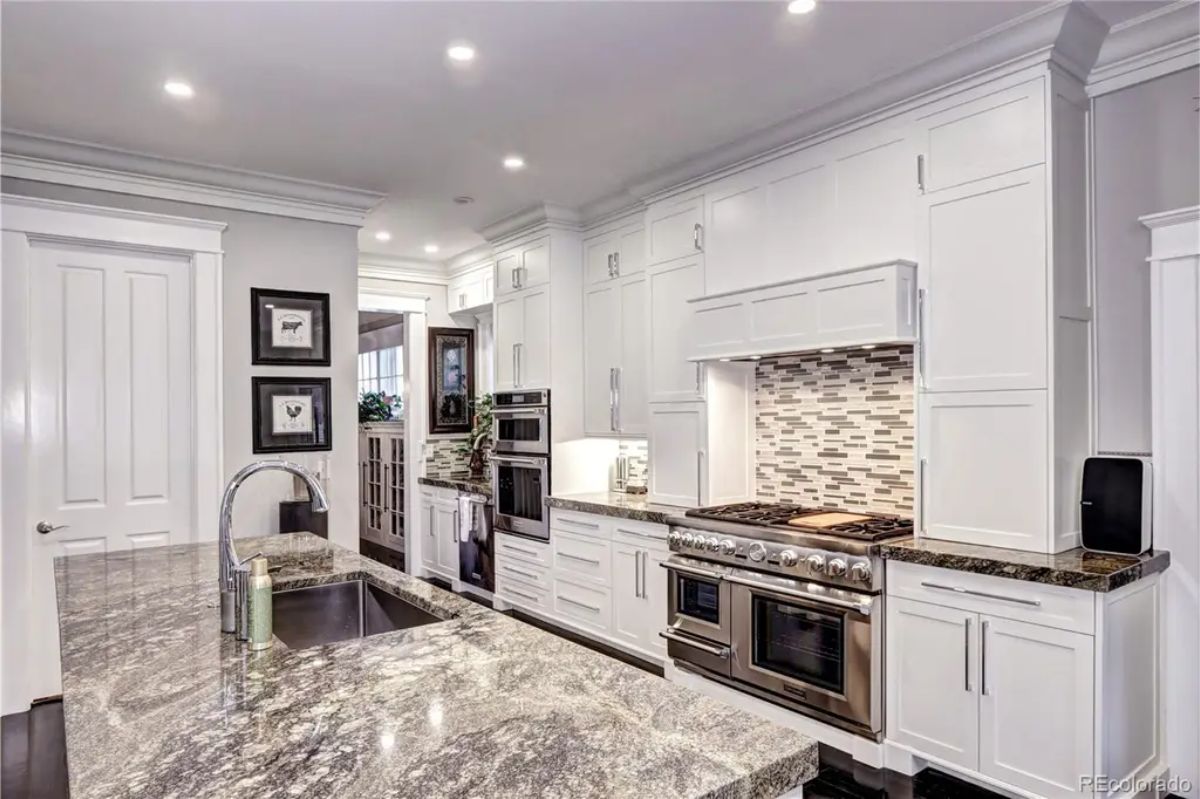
[218,459,329,636]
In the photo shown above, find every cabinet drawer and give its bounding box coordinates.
[612,519,669,548]
[553,576,612,632]
[549,509,609,538]
[495,552,551,591]
[887,561,1094,635]
[495,532,551,567]
[496,575,552,613]
[552,528,612,584]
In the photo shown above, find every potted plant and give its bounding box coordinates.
[358,391,394,423]
[459,393,494,479]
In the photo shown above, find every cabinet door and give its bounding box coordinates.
[435,501,459,577]
[647,193,704,264]
[616,225,646,277]
[494,294,523,391]
[644,547,670,658]
[704,169,767,296]
[618,275,648,435]
[920,167,1047,392]
[978,616,1094,798]
[519,288,550,389]
[832,128,916,269]
[920,390,1048,551]
[647,257,705,402]
[520,237,551,290]
[495,249,521,297]
[584,283,619,435]
[611,544,645,648]
[419,498,438,569]
[886,597,979,770]
[648,402,704,507]
[585,233,617,285]
[763,156,833,286]
[481,270,495,305]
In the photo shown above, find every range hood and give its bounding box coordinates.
[686,259,916,362]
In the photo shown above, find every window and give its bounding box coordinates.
[358,346,404,414]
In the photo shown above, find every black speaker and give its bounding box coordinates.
[1080,457,1152,555]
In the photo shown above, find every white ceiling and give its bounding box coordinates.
[0,1,1163,262]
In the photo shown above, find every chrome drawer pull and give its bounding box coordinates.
[723,574,872,615]
[616,528,664,541]
[659,629,729,659]
[506,588,540,603]
[964,617,972,693]
[559,552,601,566]
[662,561,723,580]
[558,517,600,529]
[920,580,1042,607]
[504,565,540,580]
[503,543,540,557]
[559,595,601,613]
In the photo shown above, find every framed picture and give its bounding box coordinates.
[251,288,331,366]
[252,377,332,453]
[428,327,475,435]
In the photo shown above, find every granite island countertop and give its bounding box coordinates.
[419,472,492,495]
[879,537,1170,592]
[55,533,816,798]
[547,492,684,525]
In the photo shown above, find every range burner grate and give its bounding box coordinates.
[685,502,913,541]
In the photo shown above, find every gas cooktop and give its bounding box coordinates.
[684,502,913,542]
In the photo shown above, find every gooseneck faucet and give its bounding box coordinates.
[219,460,329,636]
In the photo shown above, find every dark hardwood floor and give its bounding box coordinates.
[1,701,69,799]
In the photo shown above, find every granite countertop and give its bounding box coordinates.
[419,472,492,496]
[547,492,684,525]
[55,532,816,798]
[879,537,1171,592]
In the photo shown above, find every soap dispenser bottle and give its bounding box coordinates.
[246,556,273,651]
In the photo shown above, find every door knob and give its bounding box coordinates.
[36,521,68,535]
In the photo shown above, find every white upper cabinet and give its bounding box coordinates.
[704,169,768,297]
[617,226,646,277]
[648,402,704,507]
[618,276,648,435]
[495,236,551,297]
[584,283,620,433]
[647,193,705,264]
[448,262,495,315]
[646,255,705,403]
[495,287,550,391]
[585,233,618,285]
[585,224,646,285]
[831,127,917,268]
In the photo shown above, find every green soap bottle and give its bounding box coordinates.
[247,557,273,651]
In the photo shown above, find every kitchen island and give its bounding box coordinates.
[54,533,817,798]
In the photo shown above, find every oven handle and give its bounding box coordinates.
[659,629,730,659]
[660,560,724,581]
[490,454,547,467]
[723,574,875,616]
[493,408,548,418]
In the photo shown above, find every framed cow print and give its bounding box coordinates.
[251,288,331,366]
[252,377,332,453]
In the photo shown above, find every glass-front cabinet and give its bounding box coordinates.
[359,422,405,554]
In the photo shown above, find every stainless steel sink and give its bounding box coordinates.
[272,579,442,649]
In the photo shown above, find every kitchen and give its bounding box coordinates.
[1,2,1198,798]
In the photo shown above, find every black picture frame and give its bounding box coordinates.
[251,288,331,366]
[251,377,332,453]
[428,327,476,435]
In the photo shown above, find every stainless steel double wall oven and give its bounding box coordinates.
[491,390,551,541]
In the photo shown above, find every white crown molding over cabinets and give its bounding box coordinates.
[0,130,384,227]
[1087,0,1200,97]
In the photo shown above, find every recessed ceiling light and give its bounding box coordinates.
[453,196,475,205]
[787,0,816,14]
[503,155,526,171]
[861,344,877,350]
[163,80,194,99]
[424,243,440,254]
[374,231,392,242]
[820,348,835,354]
[446,43,476,63]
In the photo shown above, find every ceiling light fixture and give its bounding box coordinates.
[503,155,526,171]
[163,80,195,99]
[374,231,392,242]
[446,43,476,63]
[424,243,440,254]
[861,344,877,350]
[787,0,817,14]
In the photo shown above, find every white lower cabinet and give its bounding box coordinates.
[496,509,670,663]
[886,561,1159,799]
[418,487,460,581]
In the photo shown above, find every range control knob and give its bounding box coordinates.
[682,533,697,548]
[826,558,848,578]
[778,550,799,568]
[804,553,826,574]
[849,562,873,584]
[705,536,721,552]
[668,531,682,547]
[747,542,767,562]
[718,539,737,556]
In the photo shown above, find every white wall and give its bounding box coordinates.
[1,177,361,551]
[1092,67,1200,455]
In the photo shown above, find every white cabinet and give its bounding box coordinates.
[831,127,917,269]
[647,255,705,403]
[418,493,438,571]
[610,524,670,660]
[584,274,648,436]
[418,486,459,581]
[495,236,551,297]
[585,224,645,285]
[648,403,704,507]
[448,262,495,315]
[647,192,704,264]
[495,287,550,390]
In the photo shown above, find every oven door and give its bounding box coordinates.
[491,454,549,541]
[493,407,549,455]
[728,571,881,733]
[661,557,733,675]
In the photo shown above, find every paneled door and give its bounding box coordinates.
[28,243,194,699]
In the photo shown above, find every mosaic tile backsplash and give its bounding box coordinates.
[425,437,470,477]
[755,346,914,516]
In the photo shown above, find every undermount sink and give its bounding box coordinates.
[272,579,442,649]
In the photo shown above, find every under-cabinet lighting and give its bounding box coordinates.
[787,0,816,14]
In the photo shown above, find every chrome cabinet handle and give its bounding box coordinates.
[612,251,620,276]
[515,343,522,387]
[981,619,989,696]
[502,542,540,556]
[511,267,519,289]
[559,595,601,614]
[453,509,460,543]
[607,253,614,278]
[428,506,435,537]
[917,153,925,193]
[36,521,68,535]
[506,587,540,603]
[615,527,663,542]
[660,629,729,658]
[559,552,601,566]
[609,367,617,432]
[696,451,704,505]
[964,617,972,692]
[613,367,621,432]
[694,363,703,395]
[918,458,927,533]
[633,550,641,598]
[693,222,703,251]
[917,289,927,388]
[640,551,648,599]
[919,580,1041,607]
[512,344,518,387]
[503,564,539,580]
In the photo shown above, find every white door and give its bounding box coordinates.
[648,402,704,507]
[885,597,979,770]
[495,294,522,391]
[618,275,648,436]
[584,283,620,434]
[978,615,1094,798]
[435,500,459,577]
[518,288,551,389]
[28,243,194,699]
[611,543,643,647]
[647,256,705,403]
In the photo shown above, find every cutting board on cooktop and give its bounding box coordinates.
[787,512,873,528]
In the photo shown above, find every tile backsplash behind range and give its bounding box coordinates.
[756,346,914,516]
[425,437,469,477]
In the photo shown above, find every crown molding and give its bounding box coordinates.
[358,251,448,286]
[580,199,647,234]
[1087,0,1199,96]
[1140,205,1200,229]
[0,130,384,227]
[480,202,581,247]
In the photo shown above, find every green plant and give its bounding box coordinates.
[459,393,494,454]
[358,391,393,423]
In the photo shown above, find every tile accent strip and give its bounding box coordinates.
[755,346,914,515]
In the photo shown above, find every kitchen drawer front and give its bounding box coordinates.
[495,532,551,567]
[496,574,552,613]
[495,551,552,592]
[549,509,611,539]
[611,519,669,549]
[553,576,612,633]
[887,561,1094,635]
[552,528,612,585]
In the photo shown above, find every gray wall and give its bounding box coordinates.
[1,177,361,550]
[1092,67,1200,455]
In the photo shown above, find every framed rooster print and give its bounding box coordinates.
[252,377,332,453]
[251,288,331,366]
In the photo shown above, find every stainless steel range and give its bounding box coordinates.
[660,502,912,740]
